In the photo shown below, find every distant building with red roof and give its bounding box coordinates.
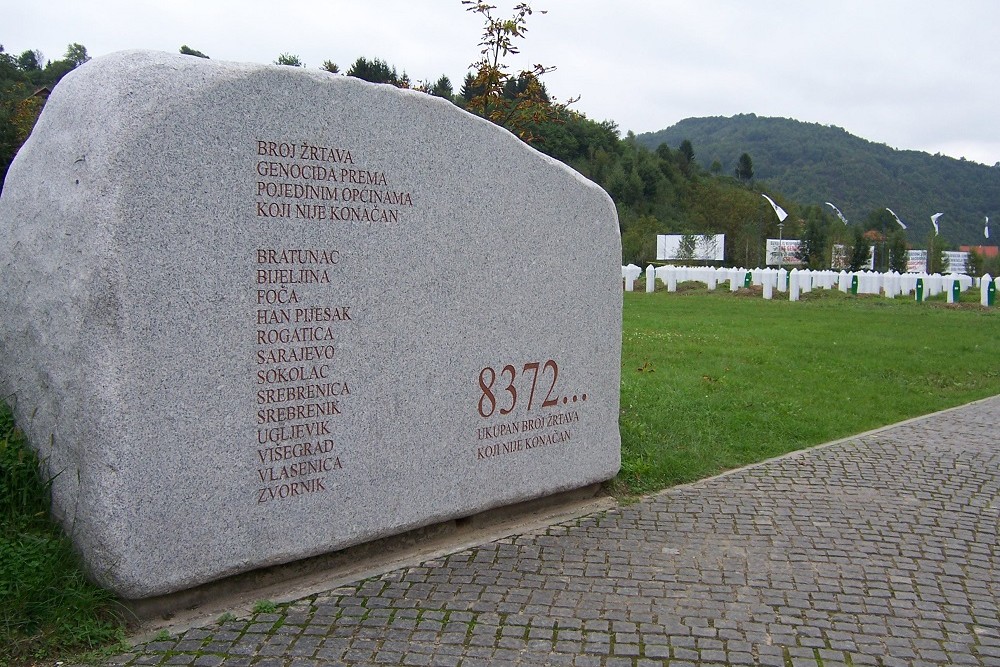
[960,245,998,257]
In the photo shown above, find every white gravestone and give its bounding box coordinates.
[0,51,623,599]
[666,267,678,292]
[789,269,801,301]
[776,267,788,292]
[622,264,641,291]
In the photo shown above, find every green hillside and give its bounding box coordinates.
[637,114,999,246]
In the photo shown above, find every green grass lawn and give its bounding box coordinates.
[2,286,999,664]
[616,285,1000,495]
[0,405,127,667]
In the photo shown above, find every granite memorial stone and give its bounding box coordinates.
[0,51,622,599]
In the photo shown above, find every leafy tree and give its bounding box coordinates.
[461,0,572,143]
[1,81,34,185]
[320,60,339,73]
[523,110,617,167]
[605,163,644,208]
[275,53,304,67]
[864,229,889,271]
[620,213,663,265]
[502,71,549,102]
[973,248,1000,276]
[0,43,91,191]
[179,45,209,59]
[674,178,771,266]
[965,248,982,276]
[847,226,871,271]
[735,152,753,181]
[10,93,43,143]
[459,72,481,102]
[44,60,71,84]
[635,153,661,199]
[429,75,453,100]
[64,43,90,66]
[865,207,897,237]
[678,139,695,171]
[797,212,829,268]
[17,49,43,72]
[0,45,21,80]
[979,251,1000,277]
[926,232,950,273]
[887,229,908,273]
[346,56,404,85]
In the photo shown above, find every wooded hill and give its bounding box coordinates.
[637,114,999,246]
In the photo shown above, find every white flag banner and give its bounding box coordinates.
[762,194,788,222]
[825,202,848,224]
[931,212,943,235]
[886,207,907,229]
[986,216,991,239]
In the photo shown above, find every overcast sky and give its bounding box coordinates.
[5,1,1000,166]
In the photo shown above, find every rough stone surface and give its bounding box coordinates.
[0,51,622,598]
[108,396,1000,666]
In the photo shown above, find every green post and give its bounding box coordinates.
[850,275,859,295]
[915,278,924,303]
[952,279,961,303]
[988,280,996,306]
[744,272,752,288]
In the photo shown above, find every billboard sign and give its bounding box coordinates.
[906,250,928,273]
[766,239,803,266]
[943,251,969,274]
[656,234,725,261]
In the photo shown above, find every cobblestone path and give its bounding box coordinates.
[111,397,999,666]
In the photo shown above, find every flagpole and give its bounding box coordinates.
[778,222,784,269]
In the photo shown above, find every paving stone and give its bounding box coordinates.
[642,643,670,659]
[112,397,1000,667]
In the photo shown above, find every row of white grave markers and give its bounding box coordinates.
[621,264,998,306]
